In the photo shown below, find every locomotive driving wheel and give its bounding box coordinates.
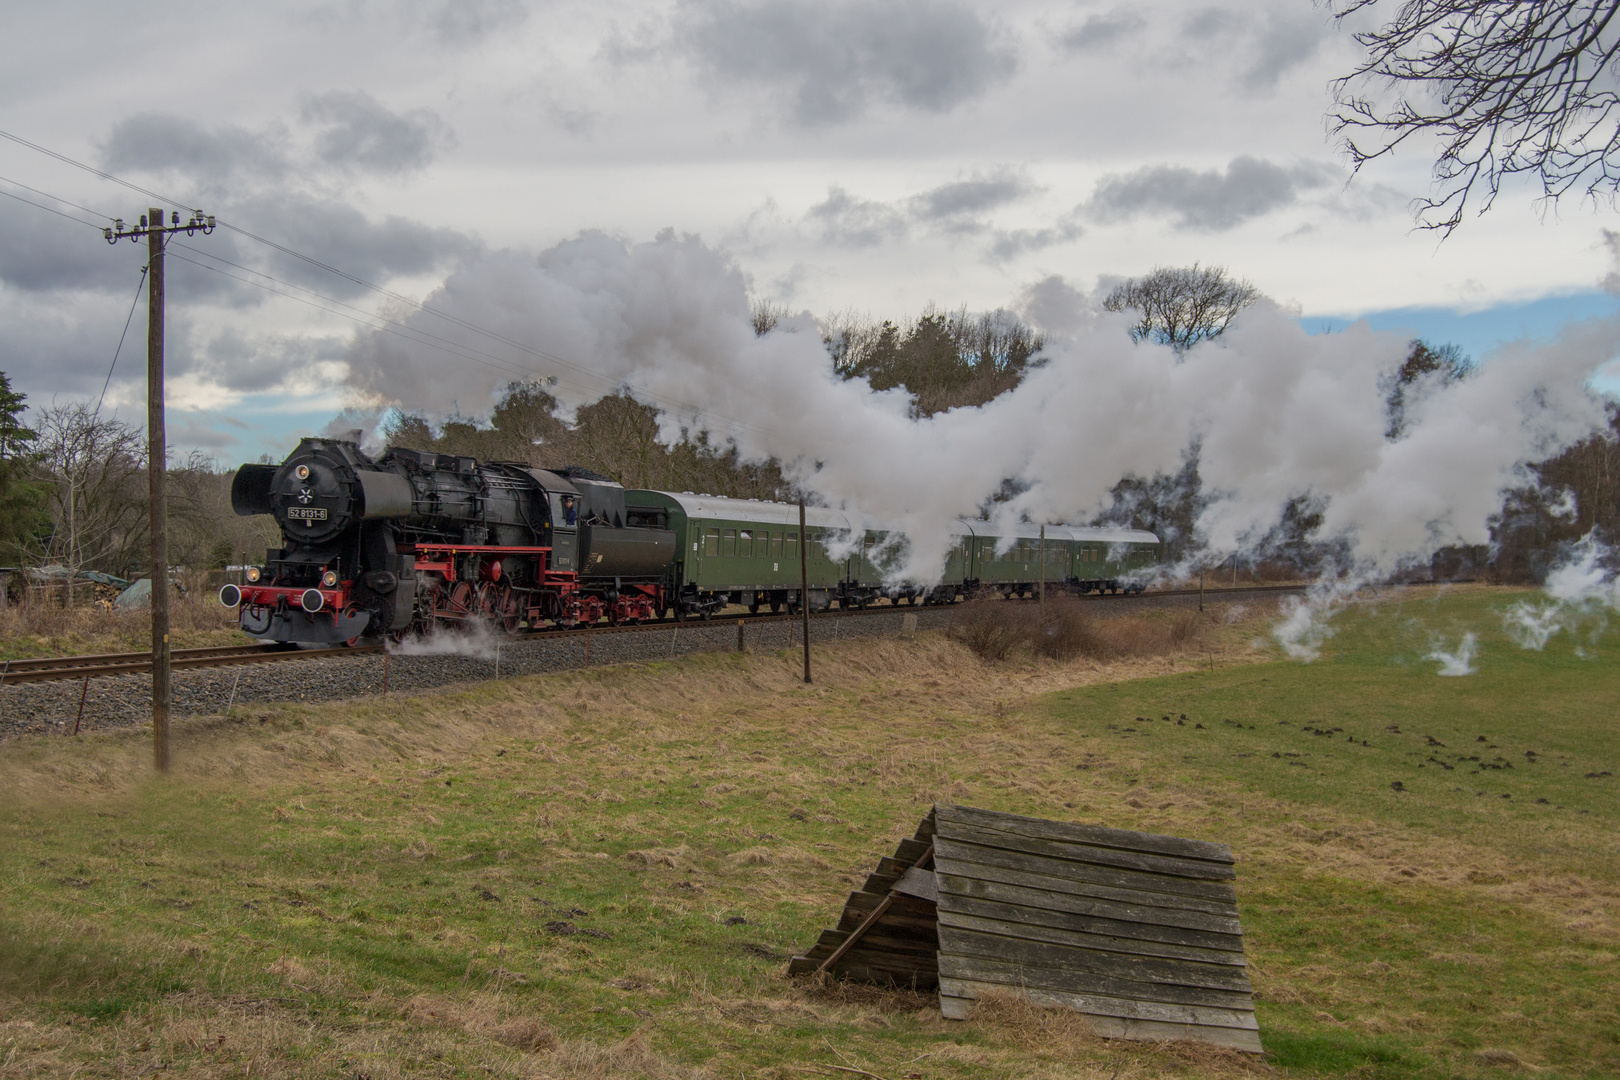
[499,586,522,634]
[447,581,477,620]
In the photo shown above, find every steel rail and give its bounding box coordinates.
[1,583,1311,686]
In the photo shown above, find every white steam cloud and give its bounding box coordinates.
[1504,532,1620,651]
[345,231,1617,593]
[1426,632,1478,677]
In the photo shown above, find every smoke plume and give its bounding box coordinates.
[344,231,1616,592]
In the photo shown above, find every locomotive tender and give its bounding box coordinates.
[221,437,1158,645]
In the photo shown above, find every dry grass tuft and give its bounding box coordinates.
[0,594,243,659]
[726,847,775,866]
[491,1015,557,1053]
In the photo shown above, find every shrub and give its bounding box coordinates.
[948,598,1030,661]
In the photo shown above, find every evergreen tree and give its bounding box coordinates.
[0,371,48,558]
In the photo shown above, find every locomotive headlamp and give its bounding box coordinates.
[295,464,310,480]
[245,566,262,583]
[321,570,338,587]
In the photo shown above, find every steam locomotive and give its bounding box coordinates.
[221,436,1160,645]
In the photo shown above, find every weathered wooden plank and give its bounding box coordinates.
[844,890,937,916]
[938,928,1255,1006]
[936,870,1243,936]
[893,837,932,864]
[816,927,939,958]
[937,971,1256,1031]
[937,805,1232,865]
[935,836,1237,908]
[937,991,1262,1052]
[937,925,1251,993]
[936,877,1245,952]
[862,872,901,894]
[836,908,939,936]
[936,816,1235,882]
[834,962,938,989]
[938,907,1247,968]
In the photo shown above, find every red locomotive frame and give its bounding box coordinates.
[237,541,664,639]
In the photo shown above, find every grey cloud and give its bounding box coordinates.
[807,186,910,247]
[1059,10,1146,52]
[100,114,287,185]
[423,0,528,44]
[1086,156,1339,231]
[1174,5,1330,91]
[0,196,145,293]
[672,0,1016,124]
[906,170,1038,226]
[1181,7,1239,39]
[231,194,482,298]
[1243,10,1329,90]
[186,328,348,396]
[987,219,1084,262]
[301,90,453,175]
[809,171,1050,251]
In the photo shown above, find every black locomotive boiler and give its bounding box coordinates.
[222,437,676,644]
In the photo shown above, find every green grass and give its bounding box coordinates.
[0,586,1615,1078]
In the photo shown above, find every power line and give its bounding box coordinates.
[0,126,774,440]
[93,262,150,421]
[0,184,104,229]
[0,172,112,220]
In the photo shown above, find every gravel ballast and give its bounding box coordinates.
[0,607,957,739]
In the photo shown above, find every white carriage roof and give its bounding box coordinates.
[955,520,1160,545]
[636,491,1158,545]
[643,492,855,531]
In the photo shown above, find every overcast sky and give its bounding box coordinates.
[3,0,1617,463]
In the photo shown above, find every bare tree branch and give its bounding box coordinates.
[1329,0,1620,234]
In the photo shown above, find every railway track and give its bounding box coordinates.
[0,582,1306,686]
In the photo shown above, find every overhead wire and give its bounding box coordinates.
[0,184,104,230]
[93,263,150,421]
[0,125,773,441]
[0,172,113,221]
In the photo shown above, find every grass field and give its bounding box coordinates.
[0,586,1615,1079]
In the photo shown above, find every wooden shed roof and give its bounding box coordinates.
[789,804,1261,1054]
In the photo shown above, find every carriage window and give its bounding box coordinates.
[703,529,720,557]
[739,529,752,556]
[784,531,797,559]
[722,529,737,557]
[770,532,782,557]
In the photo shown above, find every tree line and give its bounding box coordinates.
[0,373,278,582]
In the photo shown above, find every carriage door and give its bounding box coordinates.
[548,494,578,571]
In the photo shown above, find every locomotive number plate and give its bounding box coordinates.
[287,507,328,521]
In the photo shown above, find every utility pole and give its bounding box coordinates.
[1039,524,1046,615]
[799,500,811,684]
[105,208,215,771]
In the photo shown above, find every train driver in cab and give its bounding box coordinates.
[562,495,578,526]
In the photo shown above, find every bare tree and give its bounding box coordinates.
[1330,1,1620,234]
[31,403,148,576]
[1101,265,1263,350]
[750,299,789,336]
